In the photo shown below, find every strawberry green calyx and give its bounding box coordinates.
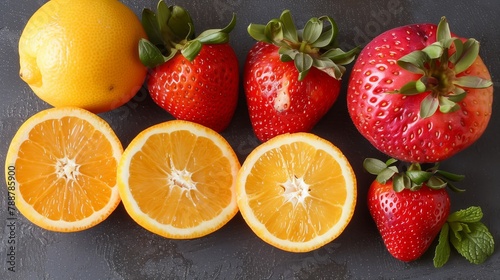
[393,16,493,118]
[139,0,236,68]
[363,158,465,192]
[247,10,360,81]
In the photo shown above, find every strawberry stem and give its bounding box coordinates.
[363,157,465,192]
[139,0,236,68]
[391,16,493,118]
[247,10,360,81]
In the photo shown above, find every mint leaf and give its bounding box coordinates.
[434,223,451,268]
[448,206,483,223]
[450,222,494,264]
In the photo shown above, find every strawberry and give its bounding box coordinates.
[347,17,493,163]
[364,158,459,262]
[244,10,359,142]
[138,1,239,132]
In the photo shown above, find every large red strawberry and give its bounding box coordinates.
[347,17,493,163]
[244,10,358,142]
[364,158,458,262]
[138,1,239,132]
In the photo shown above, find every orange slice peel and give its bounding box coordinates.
[5,107,123,232]
[117,120,240,239]
[236,132,357,252]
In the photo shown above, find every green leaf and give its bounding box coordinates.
[312,16,338,48]
[312,57,336,69]
[168,5,195,40]
[437,16,452,42]
[435,169,465,182]
[197,30,228,44]
[393,173,411,192]
[219,13,237,34]
[416,78,427,92]
[438,95,460,114]
[397,51,427,75]
[322,47,360,66]
[181,40,202,61]
[385,158,398,166]
[265,20,284,45]
[141,8,164,47]
[363,158,389,175]
[138,38,167,68]
[406,170,433,185]
[156,0,171,37]
[446,181,467,193]
[434,223,451,268]
[449,38,464,65]
[427,176,447,190]
[279,47,297,62]
[279,10,298,43]
[247,24,270,43]
[448,88,467,103]
[294,52,314,81]
[420,93,439,118]
[302,17,323,43]
[376,166,398,184]
[454,76,493,89]
[453,39,479,74]
[422,42,444,59]
[396,81,422,95]
[196,13,236,45]
[449,221,464,240]
[450,222,495,264]
[448,206,483,223]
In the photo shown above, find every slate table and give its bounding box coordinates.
[1,0,499,279]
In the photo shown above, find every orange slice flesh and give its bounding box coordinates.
[236,132,357,252]
[4,107,123,232]
[117,120,240,239]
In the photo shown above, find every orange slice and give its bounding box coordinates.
[117,120,240,239]
[4,107,123,232]
[236,132,357,252]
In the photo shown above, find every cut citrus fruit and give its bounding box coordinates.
[117,120,240,239]
[4,107,123,232]
[236,132,357,252]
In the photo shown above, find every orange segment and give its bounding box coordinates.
[5,107,123,232]
[236,133,357,252]
[117,120,240,239]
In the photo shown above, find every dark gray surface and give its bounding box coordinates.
[1,0,499,279]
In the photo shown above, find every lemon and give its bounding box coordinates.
[18,0,147,113]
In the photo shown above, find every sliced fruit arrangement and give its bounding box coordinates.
[236,133,357,252]
[139,0,239,132]
[364,158,494,266]
[18,0,147,113]
[4,107,123,232]
[117,120,240,239]
[244,10,359,142]
[347,17,493,163]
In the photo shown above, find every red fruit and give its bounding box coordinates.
[244,42,342,142]
[138,2,239,132]
[244,10,358,142]
[368,180,450,262]
[148,43,239,132]
[347,17,493,163]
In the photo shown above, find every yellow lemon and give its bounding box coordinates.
[18,0,147,113]
[236,133,357,252]
[5,107,123,232]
